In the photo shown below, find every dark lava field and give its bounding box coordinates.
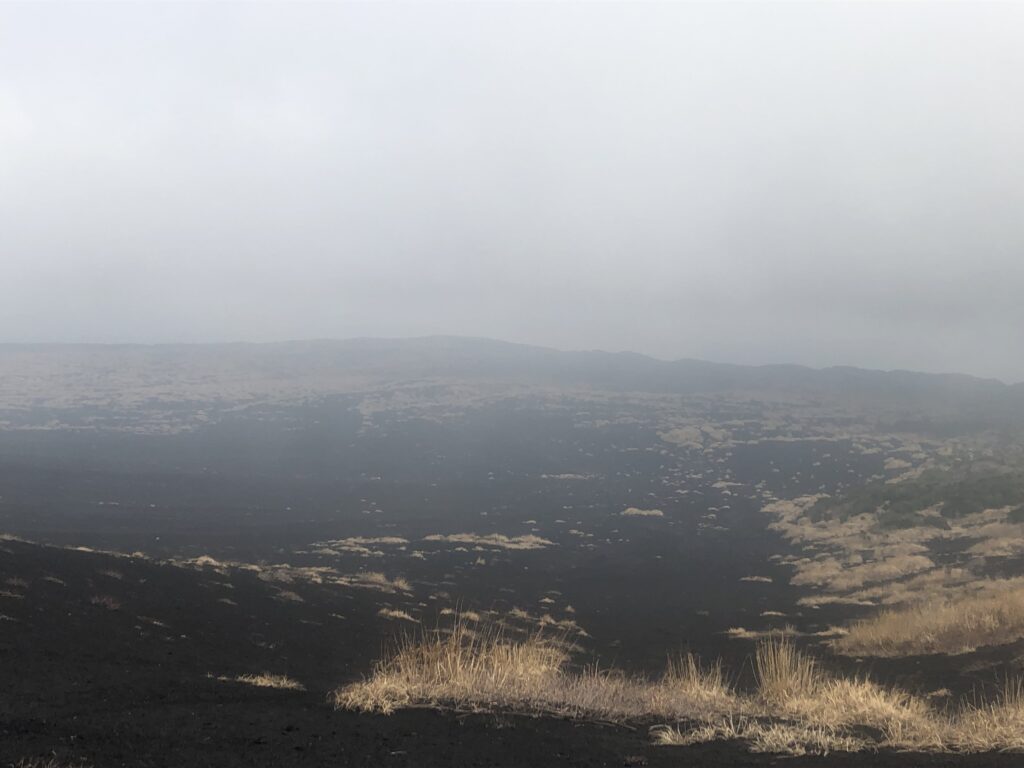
[3,338,1024,766]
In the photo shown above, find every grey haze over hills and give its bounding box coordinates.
[3,2,1024,381]
[1,337,1021,431]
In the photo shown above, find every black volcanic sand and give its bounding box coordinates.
[2,400,1024,765]
[0,538,1021,768]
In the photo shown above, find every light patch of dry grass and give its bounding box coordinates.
[313,536,409,557]
[840,567,977,607]
[725,625,800,641]
[657,637,946,753]
[337,626,1024,755]
[764,487,1024,625]
[191,555,226,568]
[754,635,818,704]
[966,537,1024,558]
[824,555,936,593]
[378,607,418,622]
[227,672,306,691]
[797,594,876,608]
[440,608,481,621]
[423,533,553,550]
[498,606,589,637]
[538,614,590,637]
[334,616,737,720]
[621,508,664,518]
[652,718,869,755]
[340,571,412,593]
[179,556,339,588]
[834,584,1024,657]
[950,679,1024,751]
[176,554,414,596]
[884,457,913,471]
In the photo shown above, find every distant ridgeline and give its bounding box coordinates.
[0,337,1022,434]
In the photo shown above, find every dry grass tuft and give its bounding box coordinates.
[334,617,566,715]
[229,672,306,691]
[334,615,736,720]
[754,635,818,703]
[378,607,418,622]
[834,585,1024,657]
[423,533,553,550]
[652,718,869,755]
[657,638,945,753]
[336,625,1024,755]
[951,678,1024,751]
[621,508,664,518]
[350,572,412,592]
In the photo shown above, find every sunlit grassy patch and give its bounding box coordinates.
[334,615,736,720]
[337,623,1024,755]
[834,585,1024,657]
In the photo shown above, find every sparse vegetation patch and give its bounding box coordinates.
[223,672,306,691]
[423,533,553,550]
[621,508,664,518]
[337,623,1024,755]
[834,583,1024,657]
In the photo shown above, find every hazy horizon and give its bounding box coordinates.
[2,334,1020,386]
[3,2,1023,381]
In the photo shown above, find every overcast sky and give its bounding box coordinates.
[2,2,1023,381]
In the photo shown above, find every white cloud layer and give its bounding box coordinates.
[2,2,1022,381]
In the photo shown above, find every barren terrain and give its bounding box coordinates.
[3,339,1024,765]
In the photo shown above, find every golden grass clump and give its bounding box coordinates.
[337,621,1024,755]
[754,635,817,703]
[655,637,945,753]
[749,636,945,749]
[334,615,737,720]
[834,586,1024,657]
[342,571,412,593]
[378,607,418,622]
[621,508,664,518]
[423,534,554,550]
[950,679,1024,751]
[334,618,567,715]
[652,718,869,756]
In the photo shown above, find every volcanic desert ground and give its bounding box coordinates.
[2,339,1024,766]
